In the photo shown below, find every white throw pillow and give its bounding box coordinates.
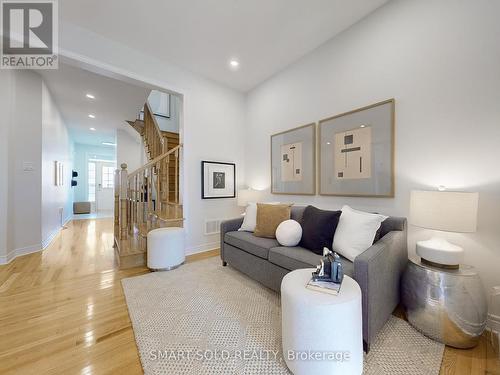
[239,203,258,232]
[239,202,280,232]
[275,220,302,247]
[332,205,388,262]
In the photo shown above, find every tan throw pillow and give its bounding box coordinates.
[254,203,292,238]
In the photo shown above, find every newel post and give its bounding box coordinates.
[114,168,120,241]
[119,163,129,240]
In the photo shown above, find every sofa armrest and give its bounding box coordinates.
[354,227,408,346]
[220,217,244,260]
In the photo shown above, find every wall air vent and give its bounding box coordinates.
[205,219,223,235]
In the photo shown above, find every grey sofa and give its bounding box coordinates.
[220,206,407,351]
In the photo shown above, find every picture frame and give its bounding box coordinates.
[201,161,236,199]
[318,99,395,197]
[271,123,316,195]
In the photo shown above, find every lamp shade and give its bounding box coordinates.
[237,188,260,207]
[410,190,478,233]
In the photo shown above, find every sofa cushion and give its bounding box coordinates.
[268,246,354,277]
[239,202,281,232]
[299,205,342,255]
[254,203,291,238]
[224,231,279,259]
[333,205,388,262]
[290,206,306,224]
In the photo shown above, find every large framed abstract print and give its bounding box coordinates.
[201,161,236,199]
[319,99,395,197]
[271,123,315,195]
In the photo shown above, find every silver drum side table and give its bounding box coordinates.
[401,257,487,348]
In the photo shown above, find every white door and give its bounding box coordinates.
[96,162,115,212]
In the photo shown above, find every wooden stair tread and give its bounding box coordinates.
[115,237,146,256]
[161,131,179,137]
[126,120,145,136]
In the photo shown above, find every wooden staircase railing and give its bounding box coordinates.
[114,145,183,268]
[143,102,165,159]
[115,97,182,268]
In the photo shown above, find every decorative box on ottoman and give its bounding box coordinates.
[281,269,363,375]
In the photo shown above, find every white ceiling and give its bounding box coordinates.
[60,0,388,92]
[39,63,150,146]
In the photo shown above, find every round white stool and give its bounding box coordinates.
[147,227,185,271]
[281,269,363,375]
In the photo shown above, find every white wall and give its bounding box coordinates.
[245,1,500,293]
[0,71,74,263]
[116,129,146,173]
[148,91,181,133]
[183,82,245,252]
[41,82,74,248]
[1,71,43,263]
[0,71,12,261]
[60,23,246,253]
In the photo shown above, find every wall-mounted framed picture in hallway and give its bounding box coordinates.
[201,161,236,199]
[271,123,316,195]
[319,99,395,197]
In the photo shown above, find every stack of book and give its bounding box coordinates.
[306,278,342,295]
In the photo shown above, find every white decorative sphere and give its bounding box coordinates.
[276,220,302,247]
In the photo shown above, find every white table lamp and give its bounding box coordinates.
[410,190,479,268]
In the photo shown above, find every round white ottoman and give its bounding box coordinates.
[147,227,185,271]
[281,269,363,375]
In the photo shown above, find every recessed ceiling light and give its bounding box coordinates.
[326,142,331,145]
[88,114,95,119]
[229,59,240,69]
[102,142,116,146]
[89,127,96,131]
[86,93,95,99]
[360,124,366,128]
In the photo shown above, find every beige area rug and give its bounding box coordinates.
[122,257,444,374]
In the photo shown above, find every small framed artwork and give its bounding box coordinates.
[319,99,395,197]
[201,161,236,199]
[271,123,316,195]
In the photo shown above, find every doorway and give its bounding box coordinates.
[88,160,116,214]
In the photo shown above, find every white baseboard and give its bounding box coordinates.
[42,216,72,249]
[489,315,500,328]
[0,218,72,265]
[186,241,219,256]
[42,229,59,250]
[487,327,500,357]
[0,244,41,265]
[487,313,500,357]
[488,313,500,334]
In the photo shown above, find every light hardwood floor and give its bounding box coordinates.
[0,218,498,374]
